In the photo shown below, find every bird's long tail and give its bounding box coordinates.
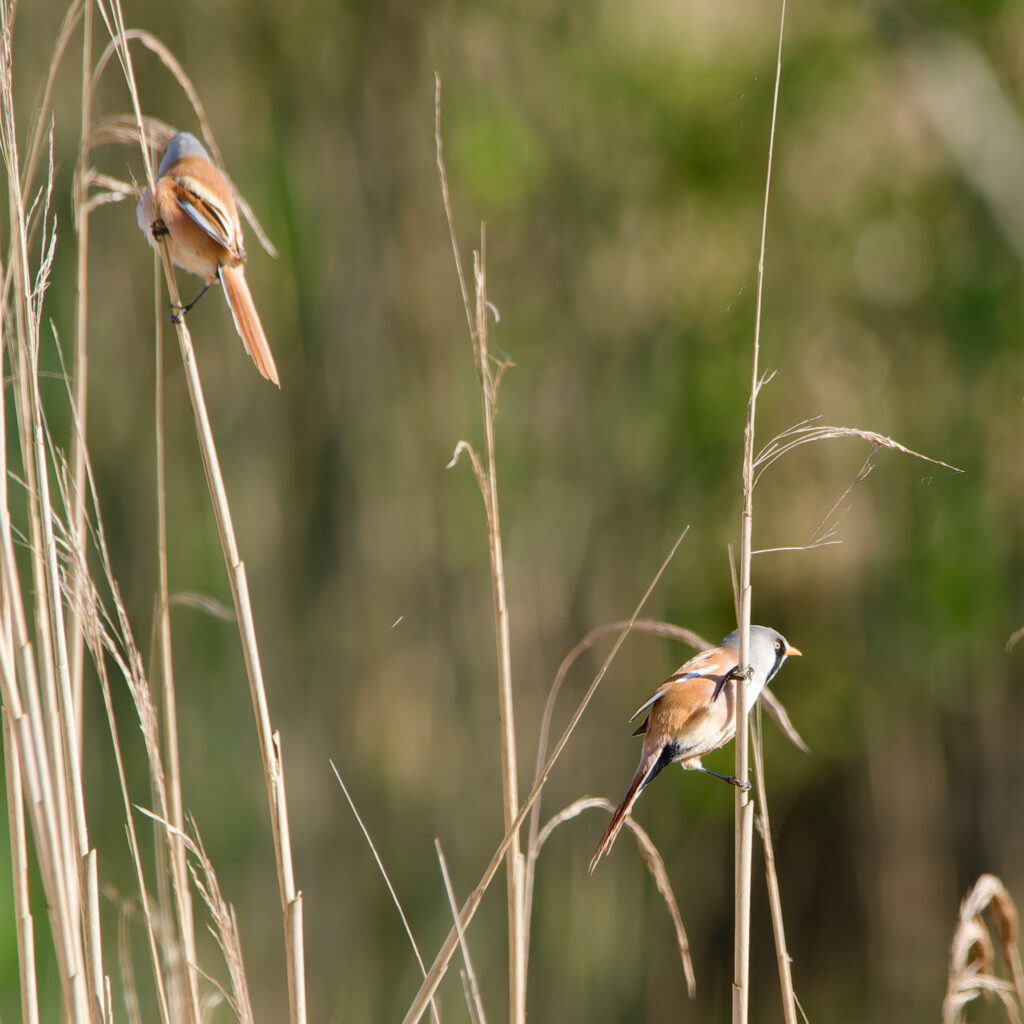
[220,264,280,387]
[589,748,666,874]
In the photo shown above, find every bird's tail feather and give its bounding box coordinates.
[220,264,280,387]
[589,749,665,874]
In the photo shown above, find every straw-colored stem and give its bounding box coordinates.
[437,840,489,1024]
[92,655,172,1024]
[734,5,786,1022]
[31,361,102,1020]
[474,242,526,1024]
[69,0,92,750]
[330,759,441,1024]
[733,259,757,1024]
[0,32,90,1012]
[104,5,306,1016]
[751,715,798,1024]
[3,709,40,1024]
[85,848,105,1015]
[173,377,306,1023]
[153,259,200,1024]
[7,162,79,983]
[436,80,524,1024]
[273,731,306,1024]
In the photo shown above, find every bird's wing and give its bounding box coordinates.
[628,690,664,725]
[169,175,243,259]
[627,646,739,733]
[669,645,738,703]
[671,645,738,680]
[622,647,737,729]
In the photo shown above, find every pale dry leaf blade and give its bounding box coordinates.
[537,797,696,999]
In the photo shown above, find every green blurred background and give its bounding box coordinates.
[6,0,1024,1020]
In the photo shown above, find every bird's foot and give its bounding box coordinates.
[150,218,169,239]
[169,282,213,324]
[698,766,753,792]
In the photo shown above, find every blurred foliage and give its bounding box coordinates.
[4,0,1024,1021]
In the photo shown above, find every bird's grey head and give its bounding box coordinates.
[719,625,800,691]
[158,132,211,175]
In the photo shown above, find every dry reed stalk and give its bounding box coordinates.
[96,3,307,1018]
[435,74,526,1023]
[58,371,209,1024]
[69,0,93,743]
[733,4,787,1022]
[943,874,1024,1024]
[0,17,97,1012]
[751,712,798,1024]
[402,530,687,1023]
[330,761,442,1024]
[151,252,200,1023]
[81,534,173,1023]
[3,708,40,1024]
[28,149,111,1023]
[116,897,144,1024]
[0,249,43,1024]
[436,841,489,1024]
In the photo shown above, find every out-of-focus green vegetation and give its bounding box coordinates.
[4,0,1024,1021]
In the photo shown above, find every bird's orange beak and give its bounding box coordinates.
[785,645,802,658]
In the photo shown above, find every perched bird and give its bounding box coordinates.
[137,131,280,387]
[589,625,800,873]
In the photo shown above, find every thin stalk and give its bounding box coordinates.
[166,281,305,1023]
[436,78,524,1024]
[0,106,37,1024]
[3,709,40,1024]
[104,6,307,1015]
[436,841,488,1024]
[6,162,80,1000]
[330,760,441,1024]
[153,258,201,1024]
[69,0,92,748]
[0,25,90,1013]
[752,712,798,1024]
[27,251,101,1018]
[92,654,172,1024]
[733,4,787,1023]
[102,6,306,1018]
[474,242,526,1024]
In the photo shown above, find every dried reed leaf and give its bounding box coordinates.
[754,422,962,485]
[168,592,236,623]
[537,797,696,998]
[436,841,487,1024]
[759,689,810,753]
